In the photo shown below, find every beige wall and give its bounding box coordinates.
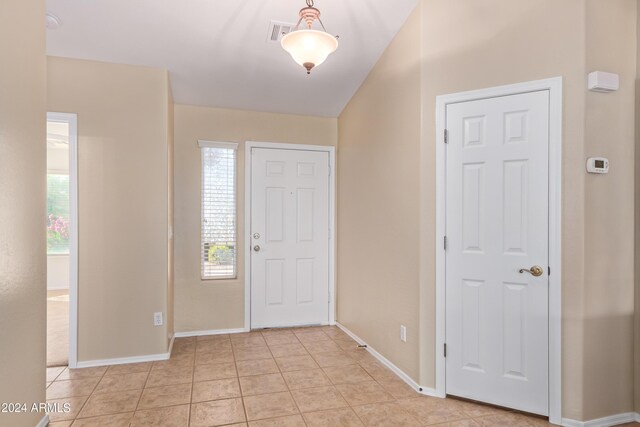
[583,0,636,419]
[337,5,422,380]
[635,0,640,415]
[419,0,587,418]
[340,0,637,421]
[173,105,337,332]
[47,57,173,360]
[0,0,47,425]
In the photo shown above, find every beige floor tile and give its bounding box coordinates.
[77,389,141,419]
[430,420,481,427]
[71,412,133,426]
[233,341,269,352]
[47,366,66,382]
[192,378,241,402]
[49,421,73,427]
[263,333,300,347]
[105,362,153,376]
[303,340,343,355]
[197,340,232,352]
[243,392,299,421]
[312,351,356,368]
[473,413,551,427]
[196,334,230,342]
[290,386,348,413]
[239,373,288,396]
[268,343,308,358]
[172,340,196,354]
[322,329,352,341]
[137,383,192,410]
[302,407,364,426]
[94,372,148,394]
[248,414,306,426]
[130,404,190,426]
[323,365,373,385]
[146,365,194,388]
[346,349,378,365]
[454,399,510,418]
[275,355,319,372]
[230,335,267,347]
[376,377,418,399]
[352,401,423,427]
[282,369,332,390]
[236,359,279,377]
[333,339,360,352]
[234,347,274,362]
[359,362,396,382]
[47,378,100,399]
[398,396,469,425]
[194,362,237,382]
[47,396,88,422]
[294,331,331,343]
[153,353,196,370]
[335,382,394,406]
[57,366,108,381]
[190,398,246,427]
[196,350,235,365]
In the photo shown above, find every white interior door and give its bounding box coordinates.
[250,147,330,329]
[445,91,549,415]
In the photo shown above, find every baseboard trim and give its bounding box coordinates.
[76,349,171,368]
[36,413,49,427]
[562,412,639,427]
[335,322,442,398]
[174,328,246,338]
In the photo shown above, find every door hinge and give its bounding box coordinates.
[548,266,551,276]
[443,236,447,250]
[328,165,331,176]
[444,343,447,357]
[444,129,449,144]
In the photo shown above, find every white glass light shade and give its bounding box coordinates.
[281,29,338,73]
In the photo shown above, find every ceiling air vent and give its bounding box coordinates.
[266,20,295,43]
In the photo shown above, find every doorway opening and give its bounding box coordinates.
[46,112,78,368]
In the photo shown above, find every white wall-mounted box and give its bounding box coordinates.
[587,71,619,92]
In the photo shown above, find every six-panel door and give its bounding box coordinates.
[250,148,330,329]
[445,91,550,415]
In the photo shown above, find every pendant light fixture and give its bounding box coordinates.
[281,0,339,74]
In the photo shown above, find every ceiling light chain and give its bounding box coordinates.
[281,0,339,74]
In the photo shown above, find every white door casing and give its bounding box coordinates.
[248,144,333,329]
[445,90,549,415]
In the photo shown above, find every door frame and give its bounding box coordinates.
[243,141,337,331]
[434,77,562,424]
[47,111,79,368]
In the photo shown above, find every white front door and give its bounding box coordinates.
[445,91,549,415]
[250,147,330,329]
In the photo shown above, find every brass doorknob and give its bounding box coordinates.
[519,265,544,277]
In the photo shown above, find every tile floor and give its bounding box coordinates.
[45,326,561,426]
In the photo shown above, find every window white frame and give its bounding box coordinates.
[434,77,562,424]
[198,140,239,280]
[244,141,336,331]
[47,112,79,368]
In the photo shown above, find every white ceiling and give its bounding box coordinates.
[45,0,419,118]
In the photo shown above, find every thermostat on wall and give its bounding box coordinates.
[586,157,609,174]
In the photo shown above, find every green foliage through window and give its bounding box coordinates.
[47,174,70,254]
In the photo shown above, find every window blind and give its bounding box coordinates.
[199,141,238,279]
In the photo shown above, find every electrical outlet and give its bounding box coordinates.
[400,325,407,342]
[153,312,163,326]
